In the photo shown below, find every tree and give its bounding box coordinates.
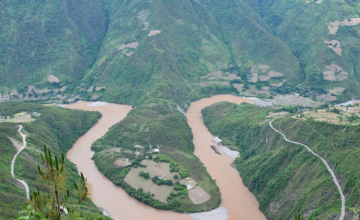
[295,213,315,220]
[331,108,340,114]
[18,145,88,220]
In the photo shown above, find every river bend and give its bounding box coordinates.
[66,96,265,220]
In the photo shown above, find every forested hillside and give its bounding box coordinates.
[0,0,107,92]
[2,0,360,103]
[250,0,360,100]
[0,102,108,219]
[202,102,360,219]
[2,0,360,217]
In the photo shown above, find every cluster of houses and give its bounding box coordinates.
[32,112,41,117]
[134,144,160,156]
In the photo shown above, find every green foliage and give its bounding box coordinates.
[202,102,360,219]
[168,183,188,201]
[91,102,221,212]
[349,205,360,220]
[0,102,106,219]
[153,155,172,163]
[0,0,107,89]
[274,105,310,114]
[17,146,88,220]
[179,169,190,179]
[151,175,173,186]
[331,108,341,114]
[139,171,150,179]
[7,0,360,217]
[347,113,359,122]
[154,155,180,172]
[0,123,26,218]
[119,168,131,179]
[170,161,180,172]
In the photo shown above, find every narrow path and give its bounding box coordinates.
[269,121,345,220]
[10,125,30,200]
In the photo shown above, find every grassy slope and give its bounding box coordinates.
[0,102,110,219]
[0,0,107,92]
[84,0,303,105]
[0,123,26,219]
[254,0,360,100]
[75,0,303,212]
[80,1,304,210]
[202,102,360,219]
[2,0,360,214]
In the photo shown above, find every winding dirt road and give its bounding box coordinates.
[269,121,345,220]
[10,125,30,200]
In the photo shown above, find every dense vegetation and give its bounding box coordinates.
[0,0,107,91]
[249,0,360,100]
[0,102,108,219]
[0,123,26,219]
[202,102,360,219]
[2,0,360,216]
[3,0,360,102]
[91,103,222,212]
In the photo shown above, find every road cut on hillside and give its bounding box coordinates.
[269,121,345,220]
[10,125,30,200]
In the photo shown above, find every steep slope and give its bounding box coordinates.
[70,1,305,211]
[0,0,107,92]
[0,123,26,219]
[253,0,360,100]
[3,0,360,215]
[83,0,303,105]
[202,102,360,219]
[0,102,109,219]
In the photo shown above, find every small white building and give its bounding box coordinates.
[158,175,165,180]
[32,112,41,117]
[214,137,222,146]
[135,144,144,149]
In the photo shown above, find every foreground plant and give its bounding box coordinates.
[18,145,88,220]
[295,214,315,220]
[350,205,360,220]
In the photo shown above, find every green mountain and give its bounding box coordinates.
[0,0,108,92]
[202,102,360,219]
[1,0,360,101]
[1,0,360,218]
[255,0,360,99]
[0,102,109,219]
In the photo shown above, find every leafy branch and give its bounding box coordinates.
[18,145,88,220]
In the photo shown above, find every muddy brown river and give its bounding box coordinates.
[66,95,265,220]
[186,95,266,220]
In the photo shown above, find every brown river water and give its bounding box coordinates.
[66,95,265,220]
[186,95,266,220]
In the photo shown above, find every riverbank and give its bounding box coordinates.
[66,97,266,220]
[66,101,192,220]
[186,95,266,220]
[202,102,352,219]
